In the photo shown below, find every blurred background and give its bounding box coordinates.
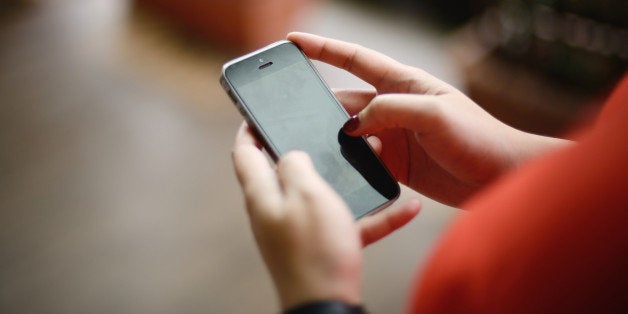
[0,0,625,313]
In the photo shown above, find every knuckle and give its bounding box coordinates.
[423,97,444,117]
[297,184,320,204]
[245,193,281,218]
[280,151,312,170]
[365,95,386,114]
[365,95,393,122]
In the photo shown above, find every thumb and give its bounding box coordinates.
[342,94,443,136]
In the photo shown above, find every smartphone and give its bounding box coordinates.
[220,40,399,219]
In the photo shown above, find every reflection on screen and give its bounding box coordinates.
[238,61,393,217]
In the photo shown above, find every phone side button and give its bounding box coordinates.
[237,105,246,116]
[234,102,248,117]
[227,90,238,104]
[226,90,246,115]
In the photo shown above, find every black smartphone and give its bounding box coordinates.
[220,40,399,219]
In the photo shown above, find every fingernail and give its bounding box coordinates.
[343,115,360,134]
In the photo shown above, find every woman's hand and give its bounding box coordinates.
[288,32,570,206]
[232,123,420,310]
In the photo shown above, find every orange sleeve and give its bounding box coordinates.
[409,75,628,314]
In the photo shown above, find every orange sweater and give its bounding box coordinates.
[410,75,628,313]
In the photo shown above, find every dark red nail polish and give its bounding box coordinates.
[343,115,360,134]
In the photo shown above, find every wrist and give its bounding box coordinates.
[273,255,363,310]
[278,279,362,311]
[512,130,573,167]
[283,300,366,314]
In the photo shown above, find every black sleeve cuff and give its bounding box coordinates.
[283,300,366,314]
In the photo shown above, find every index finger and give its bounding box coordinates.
[333,89,376,116]
[288,32,410,91]
[232,122,282,218]
[288,32,453,95]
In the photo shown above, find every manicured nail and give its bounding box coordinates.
[343,115,360,134]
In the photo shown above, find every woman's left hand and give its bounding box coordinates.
[232,122,420,310]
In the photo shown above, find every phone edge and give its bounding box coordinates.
[219,41,294,162]
[297,46,402,216]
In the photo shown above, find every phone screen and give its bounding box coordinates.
[223,42,398,218]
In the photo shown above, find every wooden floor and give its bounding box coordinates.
[0,1,458,313]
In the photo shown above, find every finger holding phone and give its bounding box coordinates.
[232,123,420,310]
[288,32,571,206]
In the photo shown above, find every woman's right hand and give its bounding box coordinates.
[288,32,570,206]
